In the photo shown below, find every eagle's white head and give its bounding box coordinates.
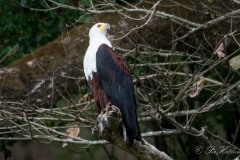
[89,23,111,38]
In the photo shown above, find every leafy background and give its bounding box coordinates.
[0,0,89,66]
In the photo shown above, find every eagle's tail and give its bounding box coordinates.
[125,108,142,145]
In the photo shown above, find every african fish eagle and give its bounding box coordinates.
[83,23,142,145]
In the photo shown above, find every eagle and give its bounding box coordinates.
[83,23,142,145]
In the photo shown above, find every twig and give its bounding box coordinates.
[0,44,18,64]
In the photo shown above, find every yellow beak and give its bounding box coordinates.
[99,23,110,30]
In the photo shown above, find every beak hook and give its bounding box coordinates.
[106,23,110,30]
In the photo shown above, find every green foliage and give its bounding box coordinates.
[0,0,90,66]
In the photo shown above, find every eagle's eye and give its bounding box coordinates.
[97,24,101,28]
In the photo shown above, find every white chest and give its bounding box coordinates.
[83,37,112,80]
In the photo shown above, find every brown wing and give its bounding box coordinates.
[87,72,109,113]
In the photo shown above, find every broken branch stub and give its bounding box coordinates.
[96,103,122,139]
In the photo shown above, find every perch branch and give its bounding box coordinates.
[95,103,173,160]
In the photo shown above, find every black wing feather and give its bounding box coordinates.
[96,44,141,144]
